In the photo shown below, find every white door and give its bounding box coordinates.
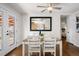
[0,14,15,50]
[6,16,15,47]
[0,14,3,50]
[66,16,71,42]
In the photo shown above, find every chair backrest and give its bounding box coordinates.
[43,37,56,50]
[28,36,40,49]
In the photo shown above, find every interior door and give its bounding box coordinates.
[7,16,15,46]
[0,12,15,51]
[66,16,71,42]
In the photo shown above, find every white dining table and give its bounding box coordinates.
[22,39,62,56]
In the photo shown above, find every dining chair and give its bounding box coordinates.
[43,37,56,56]
[28,36,41,56]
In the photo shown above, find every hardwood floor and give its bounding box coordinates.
[62,37,79,56]
[5,45,22,56]
[6,38,79,56]
[63,42,79,56]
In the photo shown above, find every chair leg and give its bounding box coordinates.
[39,52,41,56]
[51,52,56,56]
[54,52,56,56]
[43,52,45,56]
[28,51,30,56]
[51,52,53,56]
[30,52,32,56]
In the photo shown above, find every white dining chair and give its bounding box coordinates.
[28,36,41,56]
[43,37,56,56]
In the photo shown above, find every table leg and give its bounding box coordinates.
[60,41,62,56]
[22,42,25,56]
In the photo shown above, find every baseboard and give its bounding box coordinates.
[74,44,79,47]
[67,41,79,48]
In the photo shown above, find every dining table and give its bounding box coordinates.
[22,38,62,56]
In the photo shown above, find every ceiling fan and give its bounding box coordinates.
[37,3,61,13]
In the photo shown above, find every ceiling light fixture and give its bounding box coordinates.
[47,7,53,11]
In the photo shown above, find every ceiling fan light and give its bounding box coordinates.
[47,7,53,11]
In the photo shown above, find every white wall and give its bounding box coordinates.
[23,13,61,40]
[0,4,23,55]
[23,11,79,48]
[67,14,76,44]
[66,11,79,47]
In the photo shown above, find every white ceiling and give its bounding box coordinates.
[5,3,79,15]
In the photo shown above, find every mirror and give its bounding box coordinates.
[30,17,52,31]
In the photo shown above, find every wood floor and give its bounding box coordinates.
[6,38,79,56]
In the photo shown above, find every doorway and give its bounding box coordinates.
[60,15,68,48]
[0,13,15,51]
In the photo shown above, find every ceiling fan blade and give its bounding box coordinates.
[41,9,47,12]
[37,6,47,8]
[53,7,61,10]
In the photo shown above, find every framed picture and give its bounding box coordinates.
[30,17,52,31]
[76,23,79,29]
[76,17,79,22]
[76,17,79,33]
